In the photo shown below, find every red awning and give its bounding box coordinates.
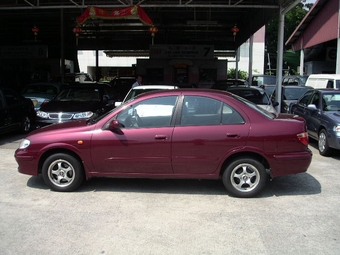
[77,5,153,26]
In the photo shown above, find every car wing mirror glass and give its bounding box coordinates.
[272,101,279,107]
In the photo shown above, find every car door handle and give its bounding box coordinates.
[155,135,169,140]
[226,133,239,138]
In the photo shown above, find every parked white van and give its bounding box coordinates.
[305,74,340,89]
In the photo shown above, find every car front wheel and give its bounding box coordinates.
[222,158,267,198]
[42,153,84,192]
[318,129,333,156]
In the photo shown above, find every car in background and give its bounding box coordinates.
[270,85,313,113]
[115,85,179,107]
[15,89,312,198]
[211,79,249,90]
[21,82,67,111]
[251,75,276,87]
[282,75,309,86]
[35,82,115,127]
[0,87,35,135]
[259,84,276,97]
[110,76,136,102]
[227,86,278,116]
[290,88,340,156]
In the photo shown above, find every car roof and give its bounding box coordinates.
[315,88,340,93]
[131,85,178,90]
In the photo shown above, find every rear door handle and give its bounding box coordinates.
[226,133,239,138]
[155,135,169,140]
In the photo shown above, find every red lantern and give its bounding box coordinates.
[149,25,158,45]
[149,26,158,35]
[32,26,39,41]
[73,26,82,45]
[231,25,239,41]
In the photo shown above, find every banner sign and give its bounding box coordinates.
[149,45,214,59]
[77,5,153,26]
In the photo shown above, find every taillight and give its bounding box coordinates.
[297,132,309,146]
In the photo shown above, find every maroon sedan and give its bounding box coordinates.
[15,89,312,198]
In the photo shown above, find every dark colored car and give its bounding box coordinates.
[0,87,35,135]
[110,77,136,102]
[21,82,67,111]
[15,89,312,198]
[290,88,340,156]
[211,79,249,90]
[270,85,313,113]
[35,83,115,127]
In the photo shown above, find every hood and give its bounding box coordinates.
[39,100,102,112]
[29,119,89,135]
[324,111,340,121]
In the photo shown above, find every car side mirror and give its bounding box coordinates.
[307,104,318,111]
[108,119,120,130]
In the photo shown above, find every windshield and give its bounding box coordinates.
[22,85,57,95]
[253,76,276,86]
[124,88,164,102]
[56,87,101,101]
[284,87,310,100]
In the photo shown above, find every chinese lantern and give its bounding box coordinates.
[73,26,82,45]
[32,26,39,41]
[231,25,239,41]
[149,25,158,45]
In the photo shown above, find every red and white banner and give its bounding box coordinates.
[77,5,153,26]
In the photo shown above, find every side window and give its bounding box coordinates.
[310,93,320,109]
[180,96,244,126]
[326,80,334,88]
[221,104,245,124]
[298,91,314,107]
[116,96,177,128]
[180,96,222,126]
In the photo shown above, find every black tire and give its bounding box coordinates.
[222,157,267,198]
[318,129,333,156]
[42,153,84,192]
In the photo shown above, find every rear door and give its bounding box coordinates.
[171,95,250,175]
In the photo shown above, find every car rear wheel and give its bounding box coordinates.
[318,129,333,156]
[222,158,267,198]
[42,153,84,192]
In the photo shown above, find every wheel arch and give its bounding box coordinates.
[219,151,270,177]
[38,149,85,176]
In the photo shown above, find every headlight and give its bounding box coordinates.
[73,111,93,119]
[36,111,49,118]
[18,139,30,149]
[334,125,340,132]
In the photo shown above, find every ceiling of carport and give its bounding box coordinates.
[0,0,298,57]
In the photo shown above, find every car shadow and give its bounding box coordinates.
[26,172,321,197]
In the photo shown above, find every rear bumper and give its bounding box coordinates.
[269,149,313,178]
